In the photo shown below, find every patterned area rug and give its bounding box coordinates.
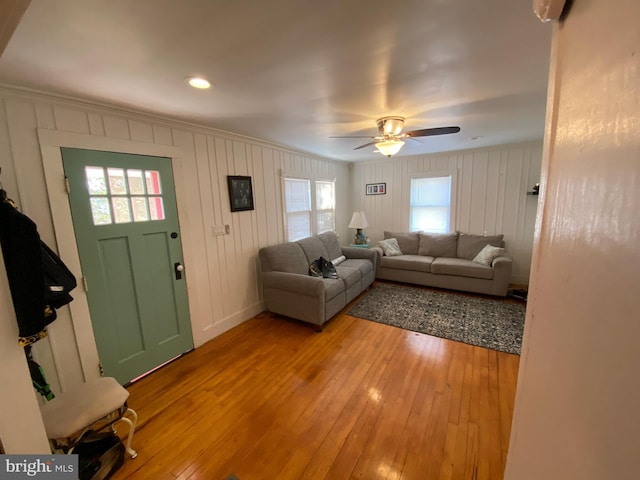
[347,282,526,354]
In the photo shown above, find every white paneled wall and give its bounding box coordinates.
[351,142,542,284]
[0,87,349,392]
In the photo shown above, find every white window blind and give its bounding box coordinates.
[284,178,311,241]
[315,180,335,234]
[410,175,453,233]
[284,177,335,241]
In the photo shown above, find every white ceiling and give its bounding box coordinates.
[0,0,552,161]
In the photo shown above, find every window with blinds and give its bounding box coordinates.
[315,180,335,234]
[284,177,335,241]
[410,175,454,233]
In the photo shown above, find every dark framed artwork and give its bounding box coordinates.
[227,175,254,212]
[366,182,386,195]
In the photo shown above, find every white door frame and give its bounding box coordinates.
[38,128,192,383]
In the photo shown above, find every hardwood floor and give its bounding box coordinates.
[112,290,520,480]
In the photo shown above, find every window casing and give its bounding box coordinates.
[409,173,455,233]
[284,177,335,241]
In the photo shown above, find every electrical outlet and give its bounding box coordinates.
[225,224,231,234]
[211,225,226,236]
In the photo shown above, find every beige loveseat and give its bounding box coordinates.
[258,231,376,329]
[372,231,512,296]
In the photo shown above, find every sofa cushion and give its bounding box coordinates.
[335,265,361,289]
[418,232,459,257]
[259,242,309,275]
[473,244,506,266]
[297,236,330,264]
[317,231,343,261]
[380,254,434,273]
[431,257,493,279]
[341,258,374,277]
[384,231,420,255]
[378,238,403,256]
[456,233,505,260]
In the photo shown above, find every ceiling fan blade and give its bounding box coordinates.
[354,140,379,150]
[404,126,461,138]
[329,135,376,139]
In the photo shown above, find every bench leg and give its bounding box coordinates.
[115,408,138,458]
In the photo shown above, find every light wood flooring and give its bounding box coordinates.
[112,287,520,480]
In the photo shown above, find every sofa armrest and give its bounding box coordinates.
[341,246,377,270]
[491,255,513,296]
[262,271,324,296]
[492,255,512,268]
[370,246,384,273]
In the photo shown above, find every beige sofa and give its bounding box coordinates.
[258,231,376,329]
[372,231,512,296]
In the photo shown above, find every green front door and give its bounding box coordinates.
[62,148,193,384]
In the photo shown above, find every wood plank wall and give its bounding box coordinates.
[0,87,350,393]
[0,86,540,395]
[350,143,542,284]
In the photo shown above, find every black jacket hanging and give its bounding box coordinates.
[0,196,76,340]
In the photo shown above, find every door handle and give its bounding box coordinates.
[174,262,185,280]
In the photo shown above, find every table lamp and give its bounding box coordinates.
[348,211,369,245]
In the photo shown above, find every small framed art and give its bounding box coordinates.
[366,182,386,195]
[227,175,254,212]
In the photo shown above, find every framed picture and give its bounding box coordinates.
[227,175,254,212]
[366,182,386,195]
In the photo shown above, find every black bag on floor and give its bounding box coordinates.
[73,430,125,480]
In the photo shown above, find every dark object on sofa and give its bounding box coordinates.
[309,256,338,279]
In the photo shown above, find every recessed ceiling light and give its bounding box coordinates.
[186,76,211,89]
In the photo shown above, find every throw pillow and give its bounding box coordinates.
[383,231,420,255]
[472,244,506,266]
[378,238,403,256]
[418,232,458,257]
[331,255,346,266]
[457,233,505,260]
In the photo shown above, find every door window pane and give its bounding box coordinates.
[85,166,108,195]
[90,197,112,225]
[145,171,162,195]
[107,168,128,195]
[131,197,149,222]
[127,170,145,195]
[149,197,165,221]
[112,197,132,223]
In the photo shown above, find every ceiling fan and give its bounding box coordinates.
[330,116,460,157]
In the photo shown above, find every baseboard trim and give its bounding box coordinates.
[194,300,266,347]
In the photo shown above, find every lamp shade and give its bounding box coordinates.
[375,139,405,157]
[348,211,369,229]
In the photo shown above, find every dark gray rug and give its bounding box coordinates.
[347,282,526,354]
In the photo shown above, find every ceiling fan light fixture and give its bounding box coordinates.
[378,116,405,136]
[375,139,405,157]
